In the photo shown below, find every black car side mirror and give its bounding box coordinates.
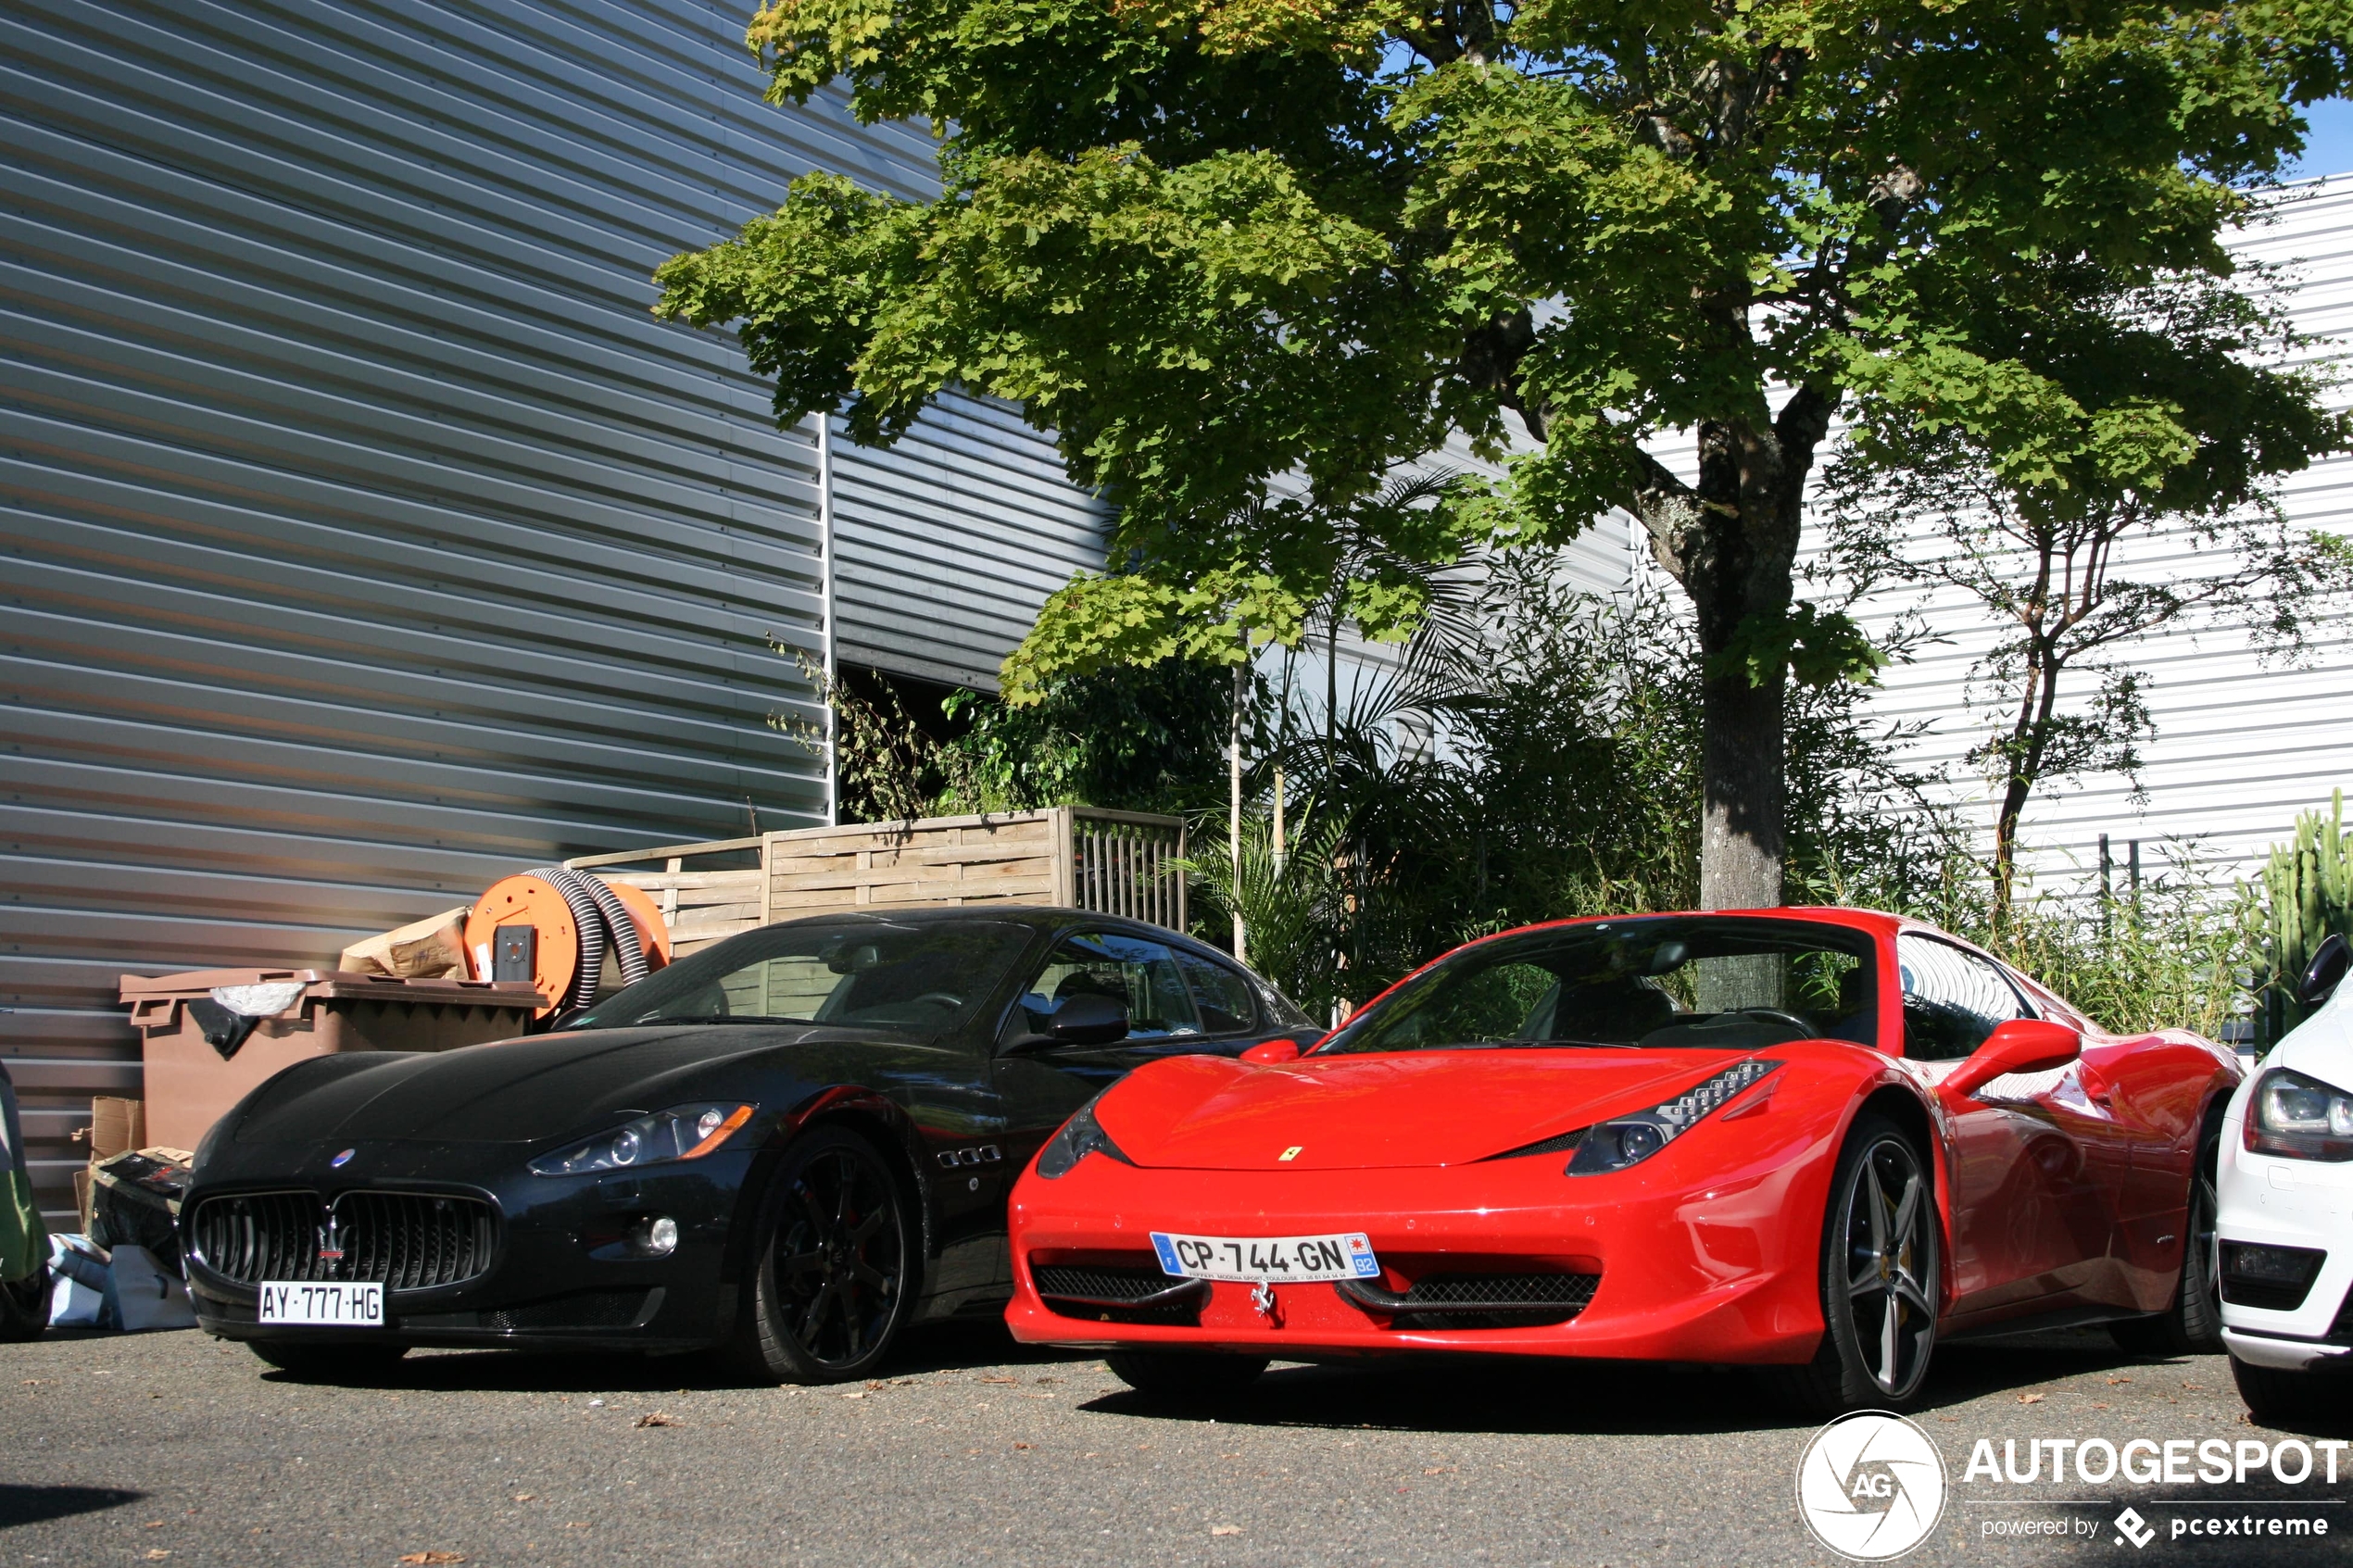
[2299,933,2351,1010]
[1004,992,1131,1053]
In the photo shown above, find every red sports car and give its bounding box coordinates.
[1004,909,2241,1413]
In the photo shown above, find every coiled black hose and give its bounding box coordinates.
[522,865,650,1010]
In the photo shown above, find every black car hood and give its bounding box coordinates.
[230,1024,855,1146]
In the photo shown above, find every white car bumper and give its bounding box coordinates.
[2217,1080,2353,1374]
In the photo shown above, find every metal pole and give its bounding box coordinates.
[817,413,837,827]
[1230,659,1246,964]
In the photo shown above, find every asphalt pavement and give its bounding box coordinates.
[3,1322,2345,1566]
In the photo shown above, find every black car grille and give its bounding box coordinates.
[191,1190,497,1291]
[1033,1261,1202,1326]
[484,1290,652,1334]
[1388,1272,1599,1329]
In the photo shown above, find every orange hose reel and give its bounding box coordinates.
[464,873,671,1019]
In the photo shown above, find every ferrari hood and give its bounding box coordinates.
[229,1024,837,1146]
[1097,1047,1755,1171]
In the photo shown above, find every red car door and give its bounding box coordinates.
[1898,935,2124,1321]
[2082,1028,2227,1311]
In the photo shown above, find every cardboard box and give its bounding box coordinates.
[89,1097,145,1160]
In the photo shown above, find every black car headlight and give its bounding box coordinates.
[1035,1095,1133,1180]
[1566,1059,1781,1175]
[529,1102,755,1177]
[2246,1068,2353,1162]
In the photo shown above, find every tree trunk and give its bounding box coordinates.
[1700,667,1787,909]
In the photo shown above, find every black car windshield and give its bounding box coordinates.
[1315,917,1879,1055]
[572,920,1033,1033]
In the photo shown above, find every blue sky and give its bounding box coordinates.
[2285,98,2353,180]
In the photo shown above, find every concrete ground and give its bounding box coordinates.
[2,1323,2344,1566]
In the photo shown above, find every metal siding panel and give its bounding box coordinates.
[0,0,973,1221]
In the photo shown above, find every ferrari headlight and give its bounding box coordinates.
[1566,1059,1780,1175]
[2246,1068,2353,1162]
[1035,1095,1133,1179]
[529,1102,755,1177]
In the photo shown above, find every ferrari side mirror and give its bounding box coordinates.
[1240,1039,1302,1065]
[1941,1018,2081,1103]
[2298,933,2351,1010]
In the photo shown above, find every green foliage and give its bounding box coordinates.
[1180,806,1349,1016]
[950,658,1239,815]
[2259,790,2353,1043]
[1707,603,1887,692]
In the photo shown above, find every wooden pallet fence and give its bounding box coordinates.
[566,808,1186,951]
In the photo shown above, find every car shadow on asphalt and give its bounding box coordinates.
[283,1318,1096,1394]
[1073,1328,2200,1437]
[0,1484,145,1528]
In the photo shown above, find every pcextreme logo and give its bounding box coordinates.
[1797,1411,1950,1560]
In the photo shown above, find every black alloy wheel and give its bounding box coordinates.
[2111,1117,2223,1356]
[1772,1112,1940,1416]
[729,1125,913,1385]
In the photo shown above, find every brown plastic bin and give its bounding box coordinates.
[120,969,544,1152]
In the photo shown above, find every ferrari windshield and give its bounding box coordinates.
[572,919,1031,1033]
[1316,917,1879,1055]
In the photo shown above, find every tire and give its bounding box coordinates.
[721,1124,915,1386]
[1104,1350,1269,1403]
[2109,1116,2222,1357]
[2232,1354,2334,1427]
[247,1340,409,1381]
[0,1265,48,1342]
[1768,1112,1940,1418]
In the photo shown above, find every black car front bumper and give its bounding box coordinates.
[183,1138,755,1354]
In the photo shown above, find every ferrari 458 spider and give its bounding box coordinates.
[182,908,1319,1384]
[1005,909,2243,1412]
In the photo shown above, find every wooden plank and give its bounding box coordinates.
[566,835,764,870]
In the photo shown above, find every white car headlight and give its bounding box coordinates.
[2245,1068,2353,1162]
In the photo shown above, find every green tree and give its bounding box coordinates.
[1819,269,2353,914]
[658,0,2350,906]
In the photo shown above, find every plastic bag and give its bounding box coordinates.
[47,1234,114,1329]
[109,1244,195,1332]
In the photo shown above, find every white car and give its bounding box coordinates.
[2217,933,2353,1422]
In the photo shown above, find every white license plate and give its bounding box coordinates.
[257,1281,384,1326]
[1151,1230,1380,1283]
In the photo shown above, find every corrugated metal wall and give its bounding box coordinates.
[0,0,1109,1222]
[1847,174,2353,886]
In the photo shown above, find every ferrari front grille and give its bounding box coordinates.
[1032,1259,1206,1325]
[190,1190,497,1291]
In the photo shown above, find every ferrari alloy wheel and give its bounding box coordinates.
[2110,1116,2222,1356]
[0,1264,48,1342]
[730,1125,912,1385]
[1104,1350,1269,1405]
[1773,1113,1940,1416]
[246,1340,409,1381]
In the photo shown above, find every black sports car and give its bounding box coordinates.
[182,908,1319,1382]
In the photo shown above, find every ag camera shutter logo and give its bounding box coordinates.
[1796,1411,1948,1560]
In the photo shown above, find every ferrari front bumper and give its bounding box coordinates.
[1005,1149,1831,1363]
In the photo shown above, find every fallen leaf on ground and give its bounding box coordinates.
[144,1522,166,1529]
[144,1552,170,1562]
[511,1493,535,1502]
[1013,1442,1034,1450]
[840,1391,865,1400]
[2092,1403,2111,1411]
[2182,1382,2208,1391]
[2107,1376,2131,1386]
[635,1411,678,1427]
[586,1399,605,1407]
[396,1554,466,1565]
[979,1375,1019,1385]
[1424,1465,1454,1474]
[1211,1525,1243,1537]
[2018,1393,2045,1404]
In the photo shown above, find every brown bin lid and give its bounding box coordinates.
[120,969,543,1010]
